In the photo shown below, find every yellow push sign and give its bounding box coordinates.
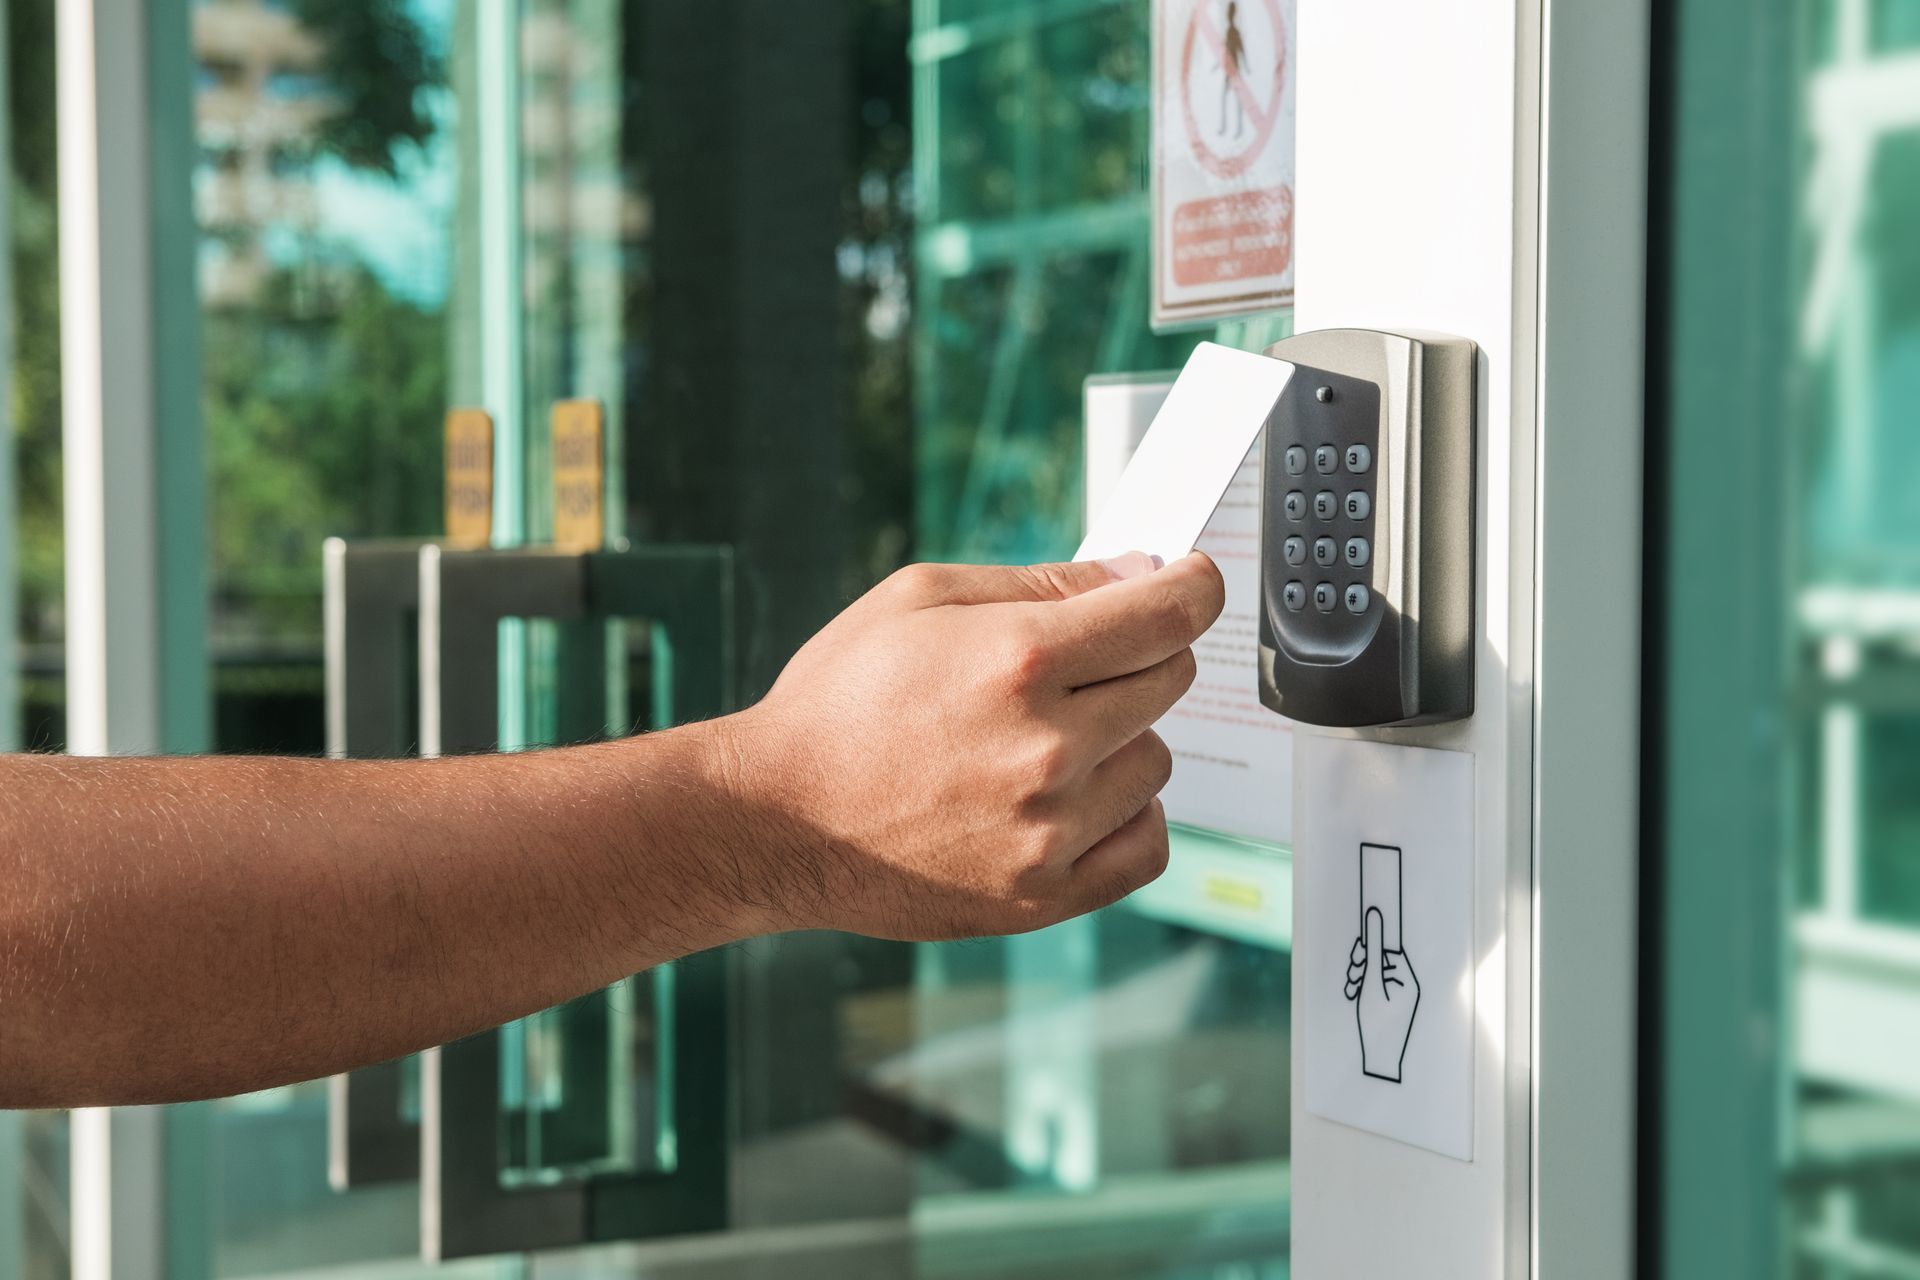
[444,408,494,549]
[551,399,605,553]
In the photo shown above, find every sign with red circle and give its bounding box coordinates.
[1153,0,1297,326]
[1180,0,1287,180]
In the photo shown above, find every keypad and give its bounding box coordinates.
[1270,376,1378,640]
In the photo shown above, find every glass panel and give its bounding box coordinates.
[1657,0,1920,1272]
[0,1112,70,1280]
[9,0,64,750]
[488,0,667,1196]
[905,8,1290,1270]
[496,936,671,1190]
[198,0,455,756]
[141,0,1292,1269]
[478,0,1296,1270]
[175,1,486,1274]
[6,7,69,1275]
[1786,11,1920,1275]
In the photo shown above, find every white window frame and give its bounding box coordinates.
[58,1,207,1278]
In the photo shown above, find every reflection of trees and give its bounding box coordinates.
[208,0,447,638]
[6,0,445,742]
[912,2,1206,566]
[840,0,916,587]
[292,0,441,177]
[205,266,447,642]
[9,0,64,648]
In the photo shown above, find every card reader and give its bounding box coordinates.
[1257,329,1477,728]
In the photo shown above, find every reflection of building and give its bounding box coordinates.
[518,7,650,294]
[191,0,335,307]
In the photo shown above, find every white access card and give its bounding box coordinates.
[1075,342,1295,564]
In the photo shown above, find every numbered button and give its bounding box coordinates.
[1344,537,1371,567]
[1314,445,1339,475]
[1314,490,1338,520]
[1282,581,1307,611]
[1345,444,1372,473]
[1345,491,1372,520]
[1313,582,1338,613]
[1283,535,1307,566]
[1344,584,1371,614]
[1284,445,1308,476]
[1284,491,1307,521]
[1313,536,1337,567]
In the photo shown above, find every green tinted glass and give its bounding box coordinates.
[1657,0,1920,1272]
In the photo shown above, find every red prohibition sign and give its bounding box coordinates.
[1180,0,1287,181]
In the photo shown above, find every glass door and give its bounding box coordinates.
[167,0,490,1274]
[163,1,1296,1276]
[1651,0,1920,1273]
[482,0,1301,1274]
[901,4,1291,1273]
[92,0,1664,1273]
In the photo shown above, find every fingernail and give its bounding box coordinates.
[1098,551,1157,580]
[1150,554,1166,570]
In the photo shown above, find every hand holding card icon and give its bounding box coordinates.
[1346,842,1420,1083]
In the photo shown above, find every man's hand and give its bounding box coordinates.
[717,551,1224,941]
[0,553,1222,1106]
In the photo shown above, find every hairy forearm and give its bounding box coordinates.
[0,723,763,1107]
[0,553,1224,1110]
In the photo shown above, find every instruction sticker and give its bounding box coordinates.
[1297,737,1475,1161]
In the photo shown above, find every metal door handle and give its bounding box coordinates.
[415,545,735,1261]
[323,539,436,1191]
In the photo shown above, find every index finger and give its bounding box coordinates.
[903,552,1158,608]
[1043,552,1225,687]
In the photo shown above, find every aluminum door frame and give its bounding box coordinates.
[322,539,435,1190]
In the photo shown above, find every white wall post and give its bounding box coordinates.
[1287,0,1647,1273]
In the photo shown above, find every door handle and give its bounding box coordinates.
[415,545,735,1261]
[322,539,431,1191]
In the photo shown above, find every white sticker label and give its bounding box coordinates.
[1296,736,1475,1161]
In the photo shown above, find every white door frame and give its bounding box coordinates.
[58,0,207,1277]
[1288,0,1647,1274]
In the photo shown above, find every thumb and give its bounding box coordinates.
[907,554,1161,607]
[1363,908,1388,996]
